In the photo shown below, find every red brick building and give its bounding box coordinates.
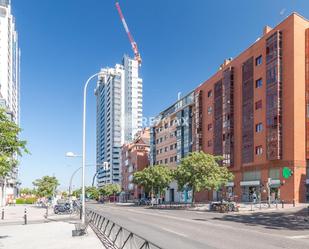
[121,129,150,201]
[194,13,309,203]
[150,13,309,203]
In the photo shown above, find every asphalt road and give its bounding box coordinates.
[87,203,309,249]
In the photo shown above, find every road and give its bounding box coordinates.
[87,202,309,249]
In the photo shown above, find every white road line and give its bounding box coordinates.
[287,235,309,239]
[161,227,188,238]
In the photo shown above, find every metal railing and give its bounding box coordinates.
[86,209,162,249]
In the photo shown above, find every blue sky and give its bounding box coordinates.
[15,0,309,190]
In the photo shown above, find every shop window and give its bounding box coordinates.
[243,170,261,181]
[269,168,280,180]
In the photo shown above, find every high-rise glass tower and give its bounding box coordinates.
[95,55,143,187]
[0,0,20,205]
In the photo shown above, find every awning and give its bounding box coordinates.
[226,182,234,187]
[240,180,260,186]
[269,179,281,187]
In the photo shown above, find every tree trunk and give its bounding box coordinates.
[191,188,195,207]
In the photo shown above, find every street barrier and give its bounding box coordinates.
[86,209,162,249]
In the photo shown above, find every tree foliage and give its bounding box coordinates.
[0,108,28,177]
[20,188,35,196]
[174,152,234,202]
[99,184,121,197]
[86,186,100,200]
[133,165,174,195]
[32,176,59,198]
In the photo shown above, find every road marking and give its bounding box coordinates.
[287,235,309,239]
[161,227,188,238]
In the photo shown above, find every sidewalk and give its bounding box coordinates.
[0,205,105,249]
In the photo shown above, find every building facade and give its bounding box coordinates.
[150,13,309,203]
[95,55,143,187]
[150,92,195,202]
[0,0,20,206]
[194,13,309,203]
[121,128,150,201]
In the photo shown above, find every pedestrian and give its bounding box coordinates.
[253,192,257,204]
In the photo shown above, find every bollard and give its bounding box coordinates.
[281,200,284,208]
[24,208,27,225]
[293,200,295,207]
[276,201,278,209]
[79,206,82,220]
[1,209,4,220]
[45,206,48,218]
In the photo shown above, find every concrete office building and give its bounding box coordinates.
[95,55,143,187]
[0,0,20,206]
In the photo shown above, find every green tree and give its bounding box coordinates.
[99,184,121,197]
[174,152,234,203]
[85,186,100,200]
[32,176,59,198]
[20,188,35,196]
[72,188,82,198]
[0,108,28,177]
[133,165,174,196]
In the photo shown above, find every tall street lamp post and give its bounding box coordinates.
[81,72,101,225]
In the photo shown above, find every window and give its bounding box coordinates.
[255,55,262,66]
[208,106,213,114]
[174,143,177,149]
[208,90,213,97]
[164,123,168,129]
[255,100,262,110]
[164,147,168,152]
[207,123,213,131]
[170,145,173,150]
[256,78,263,88]
[256,123,263,132]
[165,158,168,164]
[170,157,174,163]
[255,145,263,155]
[159,148,162,153]
[174,156,177,162]
[156,150,159,155]
[207,140,212,147]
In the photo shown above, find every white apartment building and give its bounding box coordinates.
[0,0,20,206]
[95,55,143,187]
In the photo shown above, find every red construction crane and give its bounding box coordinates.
[115,1,142,66]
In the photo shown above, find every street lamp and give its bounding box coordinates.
[81,72,101,225]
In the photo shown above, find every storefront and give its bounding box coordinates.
[306,179,309,202]
[240,180,261,202]
[269,179,281,202]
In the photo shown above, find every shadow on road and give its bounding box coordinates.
[213,208,309,231]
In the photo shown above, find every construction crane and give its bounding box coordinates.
[115,1,142,66]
